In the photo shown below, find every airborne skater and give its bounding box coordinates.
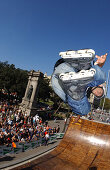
[51,49,107,123]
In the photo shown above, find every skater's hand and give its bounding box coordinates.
[94,53,107,67]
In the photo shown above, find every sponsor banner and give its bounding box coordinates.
[14,147,22,154]
[37,138,42,146]
[56,133,64,139]
[0,147,3,156]
[41,138,45,145]
[3,147,14,155]
[49,135,57,143]
[30,139,42,148]
[23,143,31,152]
[31,141,39,148]
[0,133,64,156]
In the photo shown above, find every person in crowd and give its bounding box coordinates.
[0,100,60,146]
[44,131,50,146]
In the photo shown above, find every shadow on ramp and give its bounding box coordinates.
[13,117,110,170]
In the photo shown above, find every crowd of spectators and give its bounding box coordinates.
[86,108,110,123]
[0,100,60,146]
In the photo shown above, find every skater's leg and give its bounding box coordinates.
[51,62,76,102]
[67,95,91,115]
[51,75,66,102]
[59,68,96,100]
[52,62,91,116]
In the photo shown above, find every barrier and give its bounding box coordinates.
[0,133,64,156]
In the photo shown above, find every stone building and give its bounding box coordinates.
[19,70,43,116]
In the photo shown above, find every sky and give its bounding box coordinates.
[0,0,110,98]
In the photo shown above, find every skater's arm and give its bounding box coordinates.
[94,53,107,67]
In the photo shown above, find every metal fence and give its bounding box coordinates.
[0,133,64,156]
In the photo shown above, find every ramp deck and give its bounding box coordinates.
[13,117,110,170]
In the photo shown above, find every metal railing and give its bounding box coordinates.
[102,70,110,110]
[0,133,64,156]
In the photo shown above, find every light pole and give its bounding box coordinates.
[102,70,110,111]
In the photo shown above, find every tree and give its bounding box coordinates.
[0,61,28,101]
[100,98,110,110]
[37,77,52,102]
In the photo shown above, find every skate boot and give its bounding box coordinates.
[59,68,96,85]
[59,49,95,70]
[59,68,96,100]
[59,49,95,61]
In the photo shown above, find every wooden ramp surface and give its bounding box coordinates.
[14,117,110,170]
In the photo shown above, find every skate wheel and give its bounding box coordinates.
[90,68,96,74]
[59,73,65,79]
[80,70,86,74]
[77,49,95,55]
[69,72,75,76]
[66,51,76,55]
[87,49,95,55]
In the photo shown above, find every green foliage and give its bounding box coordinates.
[51,93,62,109]
[53,113,63,119]
[0,61,28,100]
[37,77,52,102]
[0,61,64,109]
[100,98,110,110]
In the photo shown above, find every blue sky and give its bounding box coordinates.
[0,0,110,98]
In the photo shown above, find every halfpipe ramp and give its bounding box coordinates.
[13,117,110,170]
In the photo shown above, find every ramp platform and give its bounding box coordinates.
[13,117,110,170]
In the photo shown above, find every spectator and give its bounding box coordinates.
[0,99,60,147]
[56,125,60,133]
[44,131,50,146]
